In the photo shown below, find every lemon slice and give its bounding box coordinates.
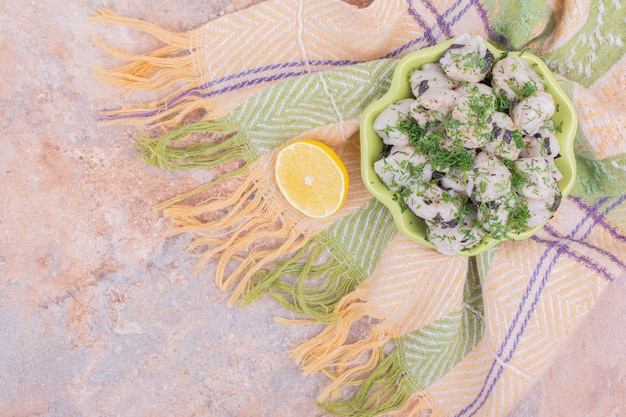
[275,140,349,219]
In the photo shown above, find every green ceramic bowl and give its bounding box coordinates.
[360,37,577,256]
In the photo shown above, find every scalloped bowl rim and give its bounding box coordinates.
[360,37,578,256]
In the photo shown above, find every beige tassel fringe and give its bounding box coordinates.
[162,158,311,305]
[92,8,213,129]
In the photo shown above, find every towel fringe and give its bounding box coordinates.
[318,348,414,417]
[292,287,374,369]
[319,349,446,417]
[135,117,250,214]
[92,7,209,128]
[92,38,195,92]
[136,119,243,171]
[92,8,191,45]
[289,285,402,405]
[388,391,447,417]
[242,199,396,323]
[242,235,367,323]
[162,161,310,305]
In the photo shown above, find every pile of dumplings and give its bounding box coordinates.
[373,34,563,255]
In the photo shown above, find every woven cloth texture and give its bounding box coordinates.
[94,0,626,415]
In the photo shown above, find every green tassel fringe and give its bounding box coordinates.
[136,118,245,171]
[319,347,414,417]
[243,237,364,324]
[242,200,397,324]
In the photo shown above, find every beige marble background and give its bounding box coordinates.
[0,1,624,416]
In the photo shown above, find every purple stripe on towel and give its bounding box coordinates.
[100,70,309,122]
[102,0,516,122]
[456,239,561,417]
[406,0,437,45]
[383,35,432,58]
[457,195,626,416]
[533,235,620,282]
[100,58,362,122]
[569,195,626,242]
[422,0,453,38]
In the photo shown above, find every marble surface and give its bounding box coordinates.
[0,1,624,416]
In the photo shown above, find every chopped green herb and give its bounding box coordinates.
[503,159,526,192]
[495,91,513,113]
[554,120,563,133]
[507,196,531,232]
[372,38,565,255]
[392,187,411,213]
[512,129,524,149]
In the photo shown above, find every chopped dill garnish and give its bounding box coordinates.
[520,80,538,97]
[401,116,474,172]
[495,91,513,113]
[372,45,566,254]
[392,187,411,213]
[506,78,538,99]
[554,120,564,133]
[507,196,531,232]
[503,159,526,192]
[455,195,472,221]
[511,129,524,149]
[432,146,473,171]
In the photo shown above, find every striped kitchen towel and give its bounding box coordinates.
[93,0,626,415]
